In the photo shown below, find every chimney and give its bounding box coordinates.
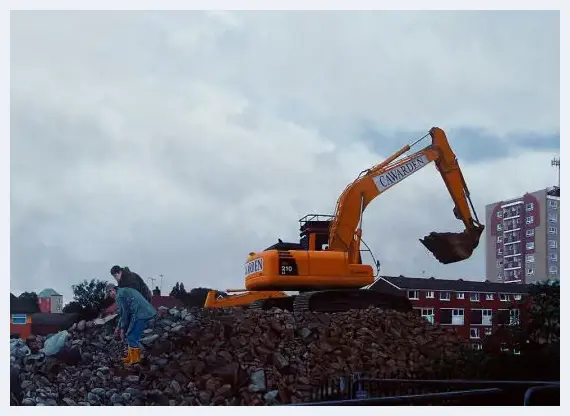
[153,286,161,297]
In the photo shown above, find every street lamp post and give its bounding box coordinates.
[551,157,560,188]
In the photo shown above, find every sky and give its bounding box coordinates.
[10,10,560,302]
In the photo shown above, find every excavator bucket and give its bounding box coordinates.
[420,225,485,264]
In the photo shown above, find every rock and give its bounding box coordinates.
[169,308,181,317]
[77,321,86,331]
[63,397,76,406]
[125,375,139,383]
[141,334,159,345]
[110,393,123,404]
[264,390,279,404]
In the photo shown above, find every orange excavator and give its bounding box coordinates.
[204,127,484,313]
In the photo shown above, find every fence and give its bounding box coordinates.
[291,375,560,406]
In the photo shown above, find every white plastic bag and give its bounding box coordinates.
[41,330,69,356]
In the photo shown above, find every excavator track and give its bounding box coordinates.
[293,289,412,313]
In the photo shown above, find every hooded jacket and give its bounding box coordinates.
[117,267,152,302]
[116,287,157,335]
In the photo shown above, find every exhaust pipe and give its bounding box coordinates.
[420,224,485,264]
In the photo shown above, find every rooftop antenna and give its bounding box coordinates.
[551,156,560,188]
[159,274,164,292]
[148,276,156,289]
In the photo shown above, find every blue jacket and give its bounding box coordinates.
[116,287,157,334]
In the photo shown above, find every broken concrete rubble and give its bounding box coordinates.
[13,306,468,405]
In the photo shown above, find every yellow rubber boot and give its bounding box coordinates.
[127,347,141,365]
[122,346,132,363]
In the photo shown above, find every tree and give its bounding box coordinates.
[71,279,109,312]
[18,292,41,313]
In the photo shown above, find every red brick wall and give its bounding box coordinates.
[39,297,51,313]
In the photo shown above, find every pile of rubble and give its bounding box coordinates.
[13,306,468,406]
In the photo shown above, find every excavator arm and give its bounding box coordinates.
[328,127,484,264]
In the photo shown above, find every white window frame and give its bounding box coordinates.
[526,254,535,263]
[549,253,558,262]
[510,309,520,325]
[440,291,451,301]
[513,294,522,301]
[482,309,493,325]
[497,248,503,256]
[527,267,534,276]
[484,327,493,336]
[419,308,434,324]
[470,327,480,339]
[525,216,534,225]
[496,235,502,243]
[451,309,464,325]
[526,229,534,237]
[548,226,557,235]
[496,210,503,219]
[11,314,27,325]
[497,223,503,232]
[549,199,558,208]
[408,290,419,300]
[485,294,494,301]
[472,343,483,351]
[548,212,557,222]
[469,293,480,302]
[425,291,434,299]
[456,292,465,300]
[496,259,503,268]
[500,293,509,302]
[525,202,534,212]
[497,272,503,281]
[548,240,557,249]
[526,242,534,250]
[549,265,558,274]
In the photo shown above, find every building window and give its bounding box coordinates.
[526,229,535,237]
[549,253,558,262]
[513,294,522,301]
[420,308,434,324]
[548,240,557,249]
[496,259,503,268]
[527,267,534,276]
[497,223,503,232]
[500,294,509,302]
[456,292,465,300]
[497,272,503,281]
[425,291,434,299]
[548,226,557,235]
[408,290,419,300]
[525,216,534,225]
[496,235,502,243]
[469,293,480,302]
[548,212,557,223]
[513,348,521,355]
[496,210,503,219]
[440,291,451,301]
[440,309,464,325]
[525,202,534,212]
[526,254,534,263]
[526,242,534,250]
[472,343,483,351]
[497,248,503,256]
[485,327,493,336]
[471,309,493,326]
[549,265,558,274]
[510,309,520,325]
[11,314,27,325]
[500,343,509,352]
[485,294,494,301]
[470,327,480,339]
[549,199,558,209]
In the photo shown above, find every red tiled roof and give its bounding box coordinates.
[103,295,184,315]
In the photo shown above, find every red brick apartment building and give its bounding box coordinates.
[371,276,529,351]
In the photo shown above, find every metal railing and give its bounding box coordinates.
[291,376,560,406]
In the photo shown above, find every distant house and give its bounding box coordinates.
[103,287,184,315]
[38,288,64,313]
[10,294,37,339]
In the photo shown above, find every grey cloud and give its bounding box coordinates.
[10,11,559,302]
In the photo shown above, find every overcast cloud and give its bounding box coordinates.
[10,10,560,302]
